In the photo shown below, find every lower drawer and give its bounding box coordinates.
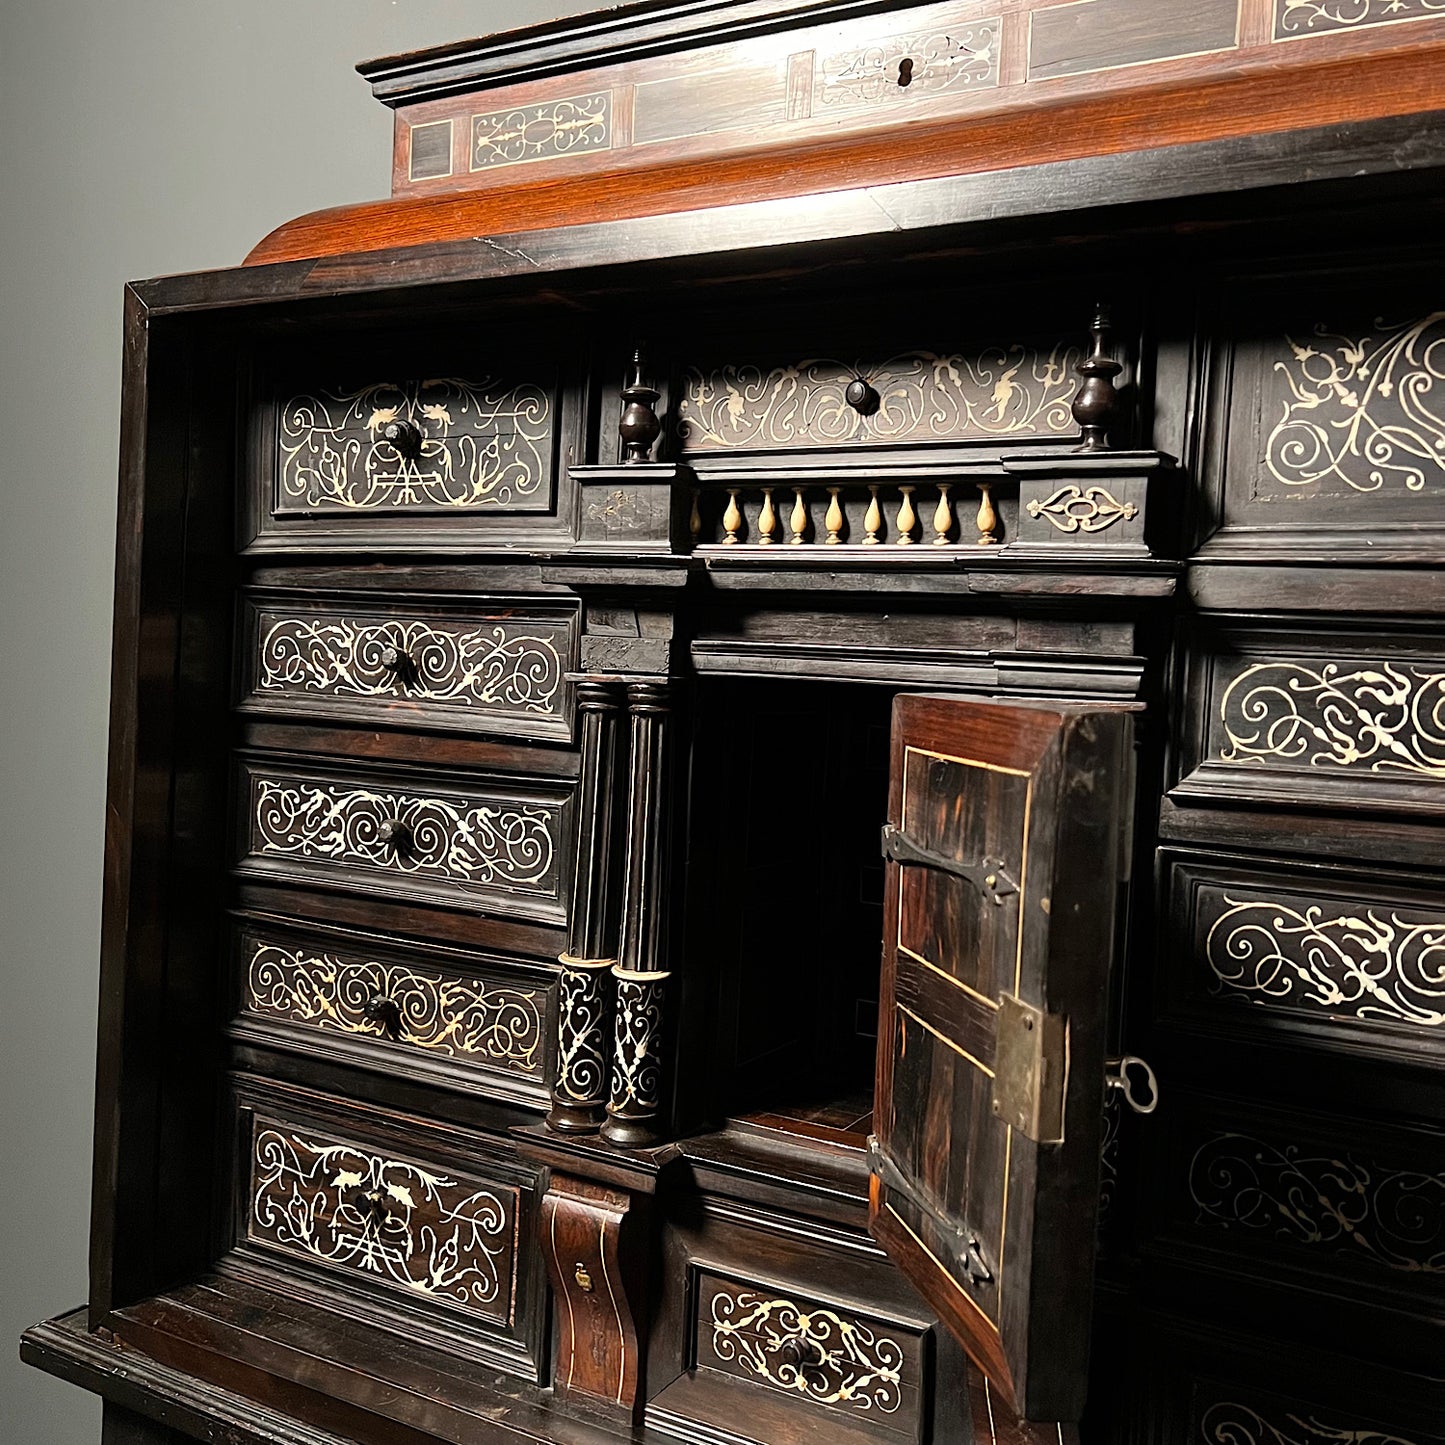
[227,1075,545,1379]
[648,1195,957,1445]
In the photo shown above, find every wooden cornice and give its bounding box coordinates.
[248,43,1445,267]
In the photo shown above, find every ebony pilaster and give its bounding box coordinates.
[548,681,625,1135]
[601,681,672,1147]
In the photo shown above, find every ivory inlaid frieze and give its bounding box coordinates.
[818,18,999,109]
[1218,660,1445,777]
[1263,310,1445,495]
[1205,892,1445,1028]
[677,345,1080,451]
[1201,1399,1423,1445]
[277,377,552,513]
[1276,0,1445,39]
[256,610,565,717]
[244,938,546,1074]
[250,774,560,895]
[472,92,611,171]
[248,1122,515,1318]
[708,1285,906,1414]
[1188,1131,1445,1274]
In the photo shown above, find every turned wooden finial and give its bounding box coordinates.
[1071,304,1122,452]
[619,348,662,463]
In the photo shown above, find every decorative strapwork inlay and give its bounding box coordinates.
[1200,1398,1425,1445]
[818,18,999,109]
[677,345,1080,451]
[1188,1131,1445,1274]
[607,970,666,1119]
[1218,660,1445,778]
[1263,310,1445,495]
[255,609,566,718]
[472,92,611,172]
[705,1281,907,1415]
[247,1120,516,1320]
[277,377,553,513]
[1276,0,1445,39]
[1026,483,1137,533]
[248,771,562,899]
[243,937,547,1074]
[1204,891,1445,1028]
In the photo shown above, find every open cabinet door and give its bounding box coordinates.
[869,695,1133,1426]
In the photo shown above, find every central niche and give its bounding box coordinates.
[681,676,895,1146]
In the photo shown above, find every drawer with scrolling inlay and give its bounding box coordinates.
[230,916,556,1107]
[229,1076,545,1378]
[692,1271,928,1437]
[239,591,577,742]
[233,756,570,925]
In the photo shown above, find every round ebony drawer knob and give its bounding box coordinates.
[844,377,880,416]
[378,418,423,457]
[377,818,412,853]
[347,1187,397,1228]
[776,1337,826,1372]
[380,644,410,672]
[363,994,402,1037]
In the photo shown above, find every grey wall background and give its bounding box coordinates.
[0,5,575,1440]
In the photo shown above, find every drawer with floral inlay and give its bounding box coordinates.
[228,1075,545,1379]
[241,356,579,553]
[233,756,570,925]
[230,916,556,1108]
[239,591,577,742]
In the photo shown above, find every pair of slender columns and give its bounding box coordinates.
[547,679,671,1146]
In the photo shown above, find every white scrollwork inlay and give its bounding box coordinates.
[819,20,998,108]
[252,777,557,892]
[555,963,610,1104]
[1264,311,1445,494]
[1188,1132,1445,1274]
[608,973,666,1113]
[257,613,563,715]
[1201,1399,1422,1445]
[245,940,545,1072]
[710,1288,905,1413]
[678,346,1079,451]
[1206,894,1445,1028]
[278,377,552,512]
[1026,483,1137,533]
[1219,660,1445,777]
[472,92,610,170]
[250,1126,511,1314]
[1277,0,1445,37]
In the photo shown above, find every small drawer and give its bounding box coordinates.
[232,917,555,1105]
[235,757,570,925]
[230,1076,545,1377]
[1173,622,1445,817]
[696,1272,927,1430]
[241,356,577,553]
[240,591,577,742]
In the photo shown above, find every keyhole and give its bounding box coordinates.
[897,56,914,87]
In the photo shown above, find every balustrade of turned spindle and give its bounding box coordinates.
[712,482,1000,546]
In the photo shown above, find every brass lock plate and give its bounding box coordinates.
[991,993,1068,1144]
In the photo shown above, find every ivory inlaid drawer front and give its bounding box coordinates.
[694,1272,926,1434]
[246,1113,520,1323]
[236,759,568,923]
[275,375,555,517]
[1174,626,1445,815]
[234,919,552,1093]
[1160,852,1445,1055]
[241,593,576,741]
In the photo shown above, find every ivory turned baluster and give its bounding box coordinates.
[976,482,999,546]
[789,487,808,544]
[932,484,954,545]
[757,488,778,545]
[722,488,743,545]
[895,486,917,545]
[863,486,882,545]
[825,487,845,544]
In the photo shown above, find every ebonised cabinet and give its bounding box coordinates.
[21,3,1445,1443]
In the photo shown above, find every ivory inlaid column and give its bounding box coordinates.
[548,681,625,1134]
[601,680,672,1147]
